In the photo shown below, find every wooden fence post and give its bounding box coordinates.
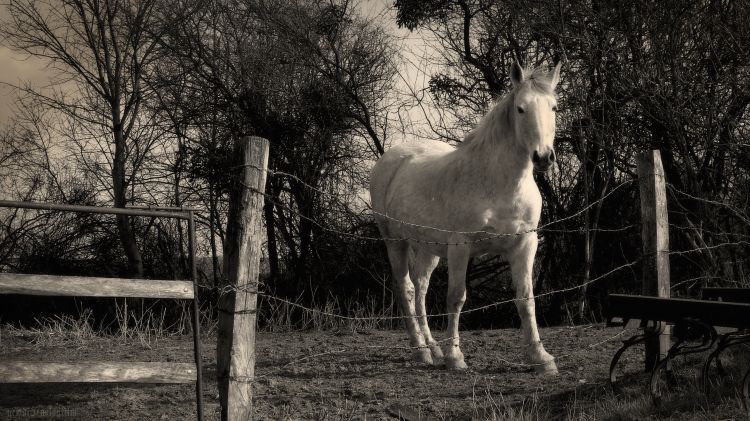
[637,150,671,371]
[218,136,269,421]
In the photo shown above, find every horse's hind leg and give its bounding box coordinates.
[410,247,442,363]
[385,241,432,364]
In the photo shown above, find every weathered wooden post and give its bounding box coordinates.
[218,136,269,420]
[637,150,671,371]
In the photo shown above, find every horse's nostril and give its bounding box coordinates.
[549,150,556,163]
[532,151,541,164]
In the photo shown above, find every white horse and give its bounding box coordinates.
[369,61,560,374]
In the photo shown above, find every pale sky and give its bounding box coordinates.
[0,0,435,134]
[0,11,57,124]
[1,0,68,124]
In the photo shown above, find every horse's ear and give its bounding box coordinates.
[550,62,562,90]
[510,61,525,87]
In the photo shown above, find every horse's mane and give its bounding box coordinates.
[524,66,558,95]
[459,65,557,148]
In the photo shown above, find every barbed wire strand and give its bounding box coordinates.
[666,183,750,226]
[242,163,750,239]
[244,184,637,247]
[666,240,750,256]
[478,327,632,369]
[200,257,641,320]
[670,274,723,290]
[668,222,750,240]
[240,163,636,238]
[205,237,750,320]
[248,326,635,383]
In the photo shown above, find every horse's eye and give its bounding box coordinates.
[517,106,524,114]
[552,105,558,112]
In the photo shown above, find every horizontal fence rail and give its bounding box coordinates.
[0,273,194,299]
[0,200,190,219]
[607,294,750,329]
[0,362,197,384]
[701,287,750,303]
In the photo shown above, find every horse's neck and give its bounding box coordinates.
[454,122,533,192]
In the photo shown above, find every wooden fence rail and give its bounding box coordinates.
[0,273,194,299]
[0,202,204,421]
[0,362,197,384]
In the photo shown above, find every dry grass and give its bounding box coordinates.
[4,308,99,349]
[3,298,197,349]
[457,380,747,421]
[464,349,749,421]
[258,292,399,333]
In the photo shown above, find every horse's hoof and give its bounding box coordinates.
[429,344,444,360]
[445,356,468,370]
[533,359,558,376]
[412,348,433,365]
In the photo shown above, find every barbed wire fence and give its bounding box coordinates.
[5,146,744,382]
[1,152,745,379]
[205,154,749,381]
[247,326,637,385]
[2,141,748,421]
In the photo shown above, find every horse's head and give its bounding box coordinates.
[509,61,561,172]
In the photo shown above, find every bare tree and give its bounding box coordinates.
[152,0,401,289]
[2,0,164,278]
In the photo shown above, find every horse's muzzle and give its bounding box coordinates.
[532,149,556,172]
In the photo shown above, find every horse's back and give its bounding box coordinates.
[370,140,454,213]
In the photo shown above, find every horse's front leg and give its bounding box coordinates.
[443,244,470,369]
[508,234,558,375]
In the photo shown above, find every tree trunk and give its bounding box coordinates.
[290,181,314,283]
[209,181,221,287]
[263,180,280,284]
[174,136,187,277]
[112,123,144,278]
[578,145,592,323]
[173,136,188,277]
